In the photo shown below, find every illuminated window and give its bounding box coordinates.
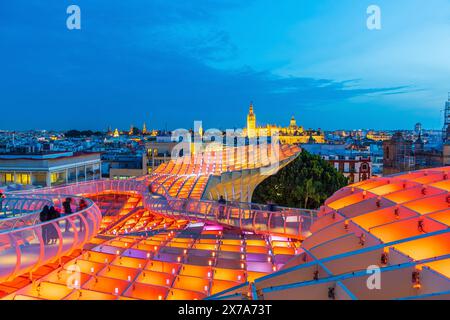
[51,171,66,185]
[16,173,30,184]
[5,173,14,183]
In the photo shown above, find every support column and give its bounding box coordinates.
[46,172,51,187]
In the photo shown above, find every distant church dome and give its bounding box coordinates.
[289,116,297,128]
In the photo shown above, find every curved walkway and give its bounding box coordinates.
[0,177,316,283]
[0,194,102,283]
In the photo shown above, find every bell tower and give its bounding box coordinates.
[247,102,256,138]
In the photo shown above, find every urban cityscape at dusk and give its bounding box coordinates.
[1,0,450,308]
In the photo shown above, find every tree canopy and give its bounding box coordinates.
[252,150,348,209]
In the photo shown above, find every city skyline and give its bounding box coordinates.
[1,0,449,131]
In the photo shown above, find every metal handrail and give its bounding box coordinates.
[0,194,102,283]
[0,194,96,233]
[146,178,316,239]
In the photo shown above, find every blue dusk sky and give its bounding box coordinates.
[0,0,449,131]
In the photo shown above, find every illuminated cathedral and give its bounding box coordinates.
[244,102,325,144]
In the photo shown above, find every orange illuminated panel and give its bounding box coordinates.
[65,289,118,300]
[271,240,291,248]
[44,270,91,287]
[179,265,211,278]
[393,171,428,181]
[325,188,358,206]
[211,279,241,295]
[201,230,221,236]
[353,179,389,191]
[82,276,129,295]
[171,237,195,243]
[65,259,106,274]
[221,239,243,246]
[394,233,450,260]
[117,237,138,243]
[411,173,445,184]
[219,245,242,253]
[422,258,450,279]
[247,271,268,282]
[20,282,73,300]
[339,197,394,218]
[403,194,450,215]
[136,270,174,287]
[111,256,147,269]
[193,243,218,251]
[246,246,269,254]
[213,268,246,283]
[173,275,209,293]
[89,237,108,245]
[153,234,171,241]
[84,251,115,264]
[176,177,197,199]
[123,282,168,300]
[428,209,450,226]
[369,183,412,196]
[97,265,140,281]
[370,217,446,243]
[133,242,159,251]
[140,237,166,245]
[384,187,443,204]
[108,241,134,249]
[430,180,450,192]
[190,176,209,199]
[146,260,180,274]
[327,192,369,210]
[167,242,191,249]
[246,239,267,246]
[273,247,295,255]
[351,207,418,231]
[350,178,381,188]
[198,239,219,244]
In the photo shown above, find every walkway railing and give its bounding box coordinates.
[0,197,54,232]
[146,179,317,239]
[145,195,315,239]
[20,177,318,239]
[0,194,102,283]
[13,179,146,197]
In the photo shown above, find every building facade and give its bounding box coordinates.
[323,155,372,184]
[145,137,179,173]
[0,152,101,187]
[102,153,147,179]
[243,103,325,144]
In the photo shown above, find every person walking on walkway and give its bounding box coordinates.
[217,196,226,220]
[62,197,73,232]
[39,205,50,244]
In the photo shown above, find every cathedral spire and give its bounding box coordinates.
[249,101,254,115]
[142,122,147,134]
